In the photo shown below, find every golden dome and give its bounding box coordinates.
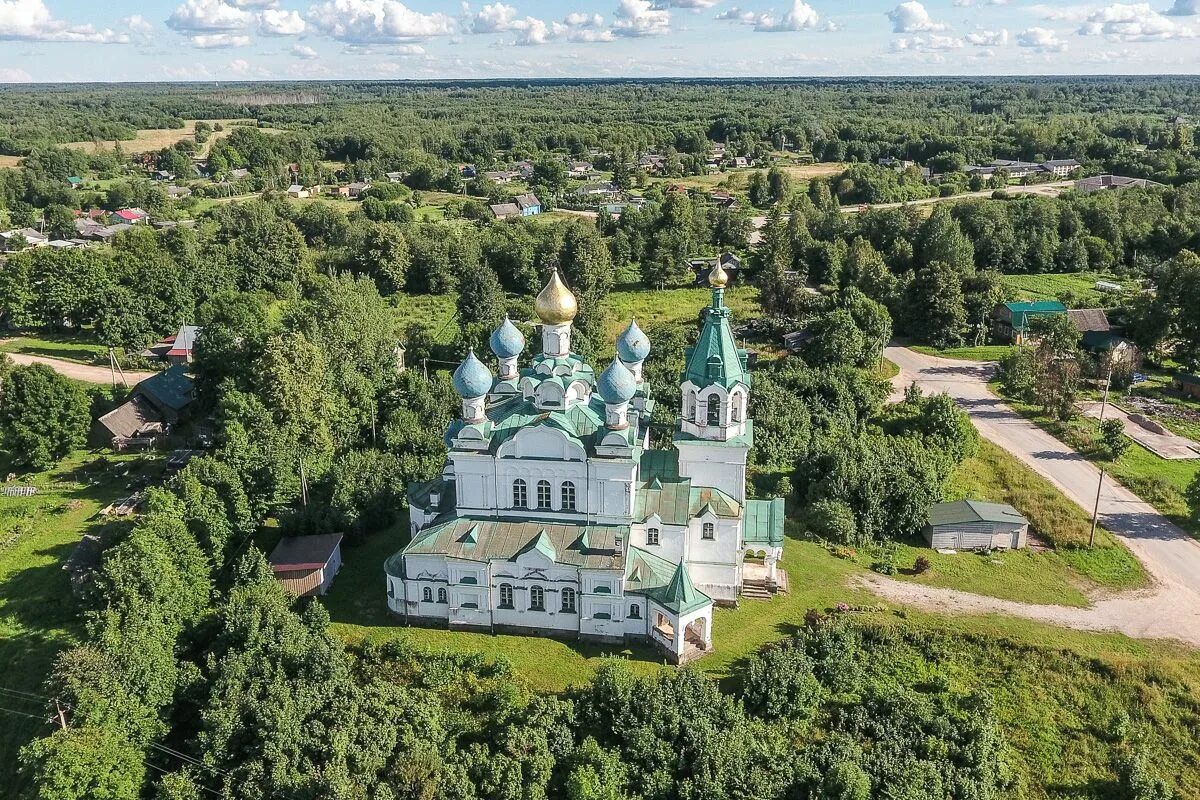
[708,260,730,289]
[535,269,578,325]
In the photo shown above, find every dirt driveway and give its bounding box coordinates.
[4,352,155,385]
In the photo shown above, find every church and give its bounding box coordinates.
[384,263,785,663]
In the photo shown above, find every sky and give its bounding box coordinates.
[0,0,1198,82]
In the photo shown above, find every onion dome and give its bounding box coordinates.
[596,359,637,404]
[535,269,579,325]
[489,316,525,359]
[616,319,650,363]
[708,260,730,289]
[452,349,493,398]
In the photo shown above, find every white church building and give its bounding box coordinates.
[385,264,785,663]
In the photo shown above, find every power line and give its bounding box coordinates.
[147,741,234,779]
[0,685,52,703]
[0,704,52,723]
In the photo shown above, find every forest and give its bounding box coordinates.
[2,79,1200,800]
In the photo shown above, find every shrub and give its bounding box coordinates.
[913,555,931,574]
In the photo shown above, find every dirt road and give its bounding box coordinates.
[4,352,155,385]
[878,345,1200,646]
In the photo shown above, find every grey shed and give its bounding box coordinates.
[924,500,1029,550]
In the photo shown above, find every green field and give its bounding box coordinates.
[0,333,109,365]
[998,272,1127,307]
[910,344,1014,361]
[0,452,159,790]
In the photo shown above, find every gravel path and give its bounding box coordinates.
[4,352,155,385]
[875,345,1200,647]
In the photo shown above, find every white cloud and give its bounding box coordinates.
[1017,26,1067,51]
[190,32,253,47]
[1165,0,1198,15]
[1028,4,1094,23]
[167,0,255,32]
[715,7,757,22]
[471,2,518,32]
[0,0,128,43]
[0,66,32,81]
[229,57,251,73]
[259,8,306,34]
[965,28,1008,45]
[292,42,319,57]
[229,0,277,6]
[666,0,720,6]
[564,11,604,26]
[468,3,610,45]
[1078,4,1195,40]
[123,15,155,34]
[612,0,670,37]
[753,1,820,31]
[892,33,964,50]
[887,1,947,33]
[307,0,457,43]
[819,19,839,31]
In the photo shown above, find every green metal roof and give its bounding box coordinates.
[743,497,786,547]
[683,290,749,390]
[446,394,637,453]
[393,517,628,574]
[133,364,194,412]
[639,448,681,482]
[1003,300,1067,332]
[646,560,711,615]
[927,499,1028,528]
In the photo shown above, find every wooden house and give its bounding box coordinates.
[268,534,344,596]
[924,500,1029,550]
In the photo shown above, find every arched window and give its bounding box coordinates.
[536,480,552,509]
[499,583,514,608]
[422,587,432,602]
[512,479,527,508]
[561,481,576,511]
[561,587,576,613]
[702,522,715,540]
[647,527,660,546]
[437,587,447,603]
[629,603,641,619]
[707,395,722,426]
[686,390,697,421]
[731,393,743,423]
[529,585,545,611]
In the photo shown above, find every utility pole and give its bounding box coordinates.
[298,458,309,507]
[1089,469,1105,548]
[54,699,68,731]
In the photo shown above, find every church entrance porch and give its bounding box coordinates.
[648,603,712,665]
[741,551,788,599]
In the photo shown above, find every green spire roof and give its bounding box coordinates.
[651,561,711,615]
[683,294,749,390]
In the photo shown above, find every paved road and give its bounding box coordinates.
[881,345,1200,645]
[4,352,154,385]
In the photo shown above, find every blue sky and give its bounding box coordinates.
[0,0,1197,82]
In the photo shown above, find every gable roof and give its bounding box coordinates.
[490,202,520,218]
[1066,308,1110,333]
[1001,300,1067,331]
[166,324,200,357]
[396,517,627,572]
[515,193,541,209]
[928,499,1028,528]
[132,364,194,413]
[268,533,343,571]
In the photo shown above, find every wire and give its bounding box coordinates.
[140,757,224,798]
[0,704,52,722]
[147,742,233,779]
[0,685,51,703]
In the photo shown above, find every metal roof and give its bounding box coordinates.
[269,533,343,571]
[744,497,786,547]
[399,517,628,570]
[927,499,1028,528]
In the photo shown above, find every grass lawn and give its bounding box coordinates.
[910,344,1014,361]
[0,332,109,365]
[0,451,159,793]
[998,272,1126,307]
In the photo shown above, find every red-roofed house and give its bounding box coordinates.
[109,208,148,225]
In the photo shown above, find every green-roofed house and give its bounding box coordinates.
[992,300,1067,344]
[924,499,1030,550]
[385,270,787,664]
[91,364,196,449]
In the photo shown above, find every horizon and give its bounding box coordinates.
[1,0,1199,83]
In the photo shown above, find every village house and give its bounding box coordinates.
[1075,175,1164,193]
[287,184,310,198]
[1174,374,1200,400]
[485,170,519,184]
[639,153,667,174]
[385,171,406,183]
[924,500,1029,551]
[991,300,1068,344]
[269,534,345,597]
[515,193,542,216]
[489,202,521,220]
[166,185,192,200]
[568,161,593,178]
[66,176,83,189]
[576,182,622,203]
[387,266,784,664]
[142,324,202,364]
[110,208,148,225]
[0,228,49,251]
[91,365,195,450]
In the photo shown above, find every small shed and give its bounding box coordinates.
[268,533,344,596]
[924,500,1029,550]
[1175,373,1200,400]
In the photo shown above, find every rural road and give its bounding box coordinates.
[875,345,1200,645]
[3,352,154,385]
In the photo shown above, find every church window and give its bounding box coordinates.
[561,481,577,511]
[731,394,743,423]
[422,587,432,602]
[629,603,641,619]
[513,479,528,507]
[499,583,514,609]
[702,523,715,540]
[530,585,545,611]
[437,588,447,603]
[561,587,577,613]
[594,583,611,593]
[536,480,552,509]
[647,527,660,546]
[686,390,697,421]
[460,576,477,585]
[594,611,611,620]
[707,395,722,426]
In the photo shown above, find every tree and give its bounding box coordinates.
[295,202,351,248]
[351,222,410,295]
[807,310,866,368]
[904,260,966,349]
[0,364,91,470]
[456,263,506,351]
[20,727,145,800]
[1156,250,1200,368]
[1099,417,1131,462]
[1028,314,1082,420]
[1187,472,1200,528]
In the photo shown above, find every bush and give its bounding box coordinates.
[913,555,931,574]
[804,498,861,545]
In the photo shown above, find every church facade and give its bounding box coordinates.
[385,264,784,663]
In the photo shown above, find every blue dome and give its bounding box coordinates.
[452,350,493,398]
[489,317,525,359]
[596,359,637,404]
[616,319,651,363]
